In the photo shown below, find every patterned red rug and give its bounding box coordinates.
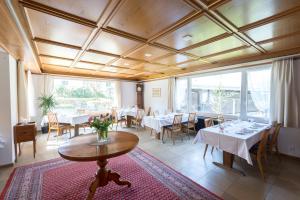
[1,148,222,200]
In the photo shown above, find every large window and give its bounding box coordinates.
[175,65,271,121]
[53,78,116,115]
[247,68,271,119]
[175,79,188,112]
[191,72,241,115]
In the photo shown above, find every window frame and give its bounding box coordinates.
[175,64,271,122]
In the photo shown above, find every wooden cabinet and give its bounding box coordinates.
[14,122,37,162]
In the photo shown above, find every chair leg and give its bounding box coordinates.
[47,128,51,141]
[171,131,175,145]
[211,146,214,154]
[257,156,265,180]
[203,144,209,158]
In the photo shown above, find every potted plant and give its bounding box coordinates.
[38,94,56,133]
[89,116,112,143]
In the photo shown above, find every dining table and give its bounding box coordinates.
[194,120,270,175]
[142,113,193,140]
[41,114,90,137]
[117,108,138,127]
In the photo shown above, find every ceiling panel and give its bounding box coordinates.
[74,61,104,70]
[89,32,141,55]
[216,0,300,28]
[101,66,121,73]
[186,36,246,57]
[40,56,73,66]
[80,52,117,64]
[205,47,260,62]
[135,63,168,71]
[177,60,208,68]
[26,9,93,46]
[260,34,300,52]
[155,54,195,65]
[156,15,227,50]
[127,45,170,61]
[244,11,300,42]
[107,0,195,38]
[32,0,109,21]
[112,58,141,68]
[35,42,79,59]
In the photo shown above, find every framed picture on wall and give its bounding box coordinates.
[152,88,161,97]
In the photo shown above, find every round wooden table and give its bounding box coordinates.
[58,131,139,200]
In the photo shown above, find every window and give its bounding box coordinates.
[191,72,241,115]
[175,65,271,121]
[247,68,271,119]
[175,78,188,112]
[53,78,116,115]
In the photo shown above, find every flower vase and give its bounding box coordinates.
[97,128,109,143]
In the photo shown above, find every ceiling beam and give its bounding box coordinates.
[33,37,82,50]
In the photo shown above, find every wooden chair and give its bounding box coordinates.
[250,130,270,179]
[111,108,126,131]
[14,122,37,162]
[162,114,183,145]
[268,122,282,158]
[182,113,196,138]
[47,112,72,140]
[203,118,215,158]
[132,109,144,131]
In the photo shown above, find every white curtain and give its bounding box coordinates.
[270,58,299,128]
[114,80,122,108]
[168,77,175,112]
[247,69,271,119]
[17,60,29,121]
[44,75,54,95]
[27,70,36,118]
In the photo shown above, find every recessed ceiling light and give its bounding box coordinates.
[144,53,152,57]
[124,63,130,66]
[183,34,192,41]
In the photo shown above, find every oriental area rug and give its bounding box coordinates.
[1,148,222,200]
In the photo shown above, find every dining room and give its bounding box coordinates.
[1,0,300,200]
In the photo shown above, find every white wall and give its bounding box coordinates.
[144,79,169,115]
[0,52,17,165]
[121,81,137,108]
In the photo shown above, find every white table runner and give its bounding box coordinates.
[193,120,270,165]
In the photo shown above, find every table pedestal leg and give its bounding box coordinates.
[87,159,131,200]
[213,151,246,176]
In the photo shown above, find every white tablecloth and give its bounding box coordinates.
[193,120,270,165]
[41,114,90,126]
[141,113,191,133]
[117,108,137,118]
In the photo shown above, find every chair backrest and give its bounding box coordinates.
[48,112,59,128]
[172,114,182,131]
[257,130,270,156]
[146,107,151,116]
[188,113,196,127]
[111,108,118,122]
[271,122,282,148]
[204,118,214,128]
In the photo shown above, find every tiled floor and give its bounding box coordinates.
[1,126,300,200]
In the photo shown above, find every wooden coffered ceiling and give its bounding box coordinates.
[9,0,300,80]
